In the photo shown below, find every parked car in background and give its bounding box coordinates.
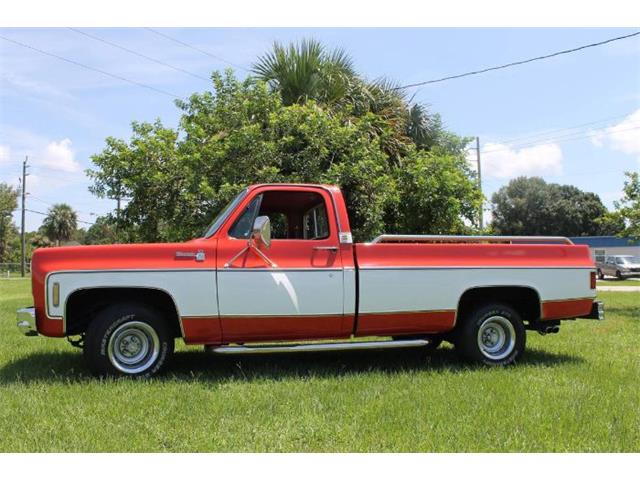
[597,255,640,280]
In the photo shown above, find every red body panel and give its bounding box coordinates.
[31,239,216,337]
[356,311,456,336]
[541,298,594,320]
[354,242,594,269]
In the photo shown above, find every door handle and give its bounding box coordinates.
[175,250,206,262]
[313,246,338,251]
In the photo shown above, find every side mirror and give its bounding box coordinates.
[251,215,271,249]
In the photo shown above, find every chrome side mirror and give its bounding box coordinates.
[252,215,271,249]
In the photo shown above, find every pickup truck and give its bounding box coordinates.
[17,183,604,377]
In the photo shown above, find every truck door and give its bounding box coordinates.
[216,187,347,342]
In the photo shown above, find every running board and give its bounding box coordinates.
[207,339,430,355]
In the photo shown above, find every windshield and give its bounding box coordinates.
[619,256,640,264]
[202,189,248,238]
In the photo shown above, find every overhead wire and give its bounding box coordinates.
[67,28,211,83]
[396,31,640,89]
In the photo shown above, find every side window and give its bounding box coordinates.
[303,203,329,240]
[229,195,262,239]
[594,249,605,263]
[615,258,623,265]
[235,190,331,240]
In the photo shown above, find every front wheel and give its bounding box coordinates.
[84,303,174,378]
[456,303,525,366]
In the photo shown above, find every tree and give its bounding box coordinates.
[600,171,640,238]
[0,183,18,262]
[41,203,78,246]
[84,216,120,245]
[491,177,622,236]
[89,41,482,243]
[253,39,356,107]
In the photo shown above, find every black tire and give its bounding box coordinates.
[597,269,604,280]
[456,303,525,366]
[84,302,174,378]
[616,270,623,280]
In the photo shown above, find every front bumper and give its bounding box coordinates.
[578,301,605,320]
[16,307,38,336]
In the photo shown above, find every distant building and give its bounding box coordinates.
[569,236,640,263]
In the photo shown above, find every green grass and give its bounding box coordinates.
[1,277,638,452]
[597,279,640,286]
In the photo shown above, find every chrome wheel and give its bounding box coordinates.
[477,315,516,361]
[107,321,160,374]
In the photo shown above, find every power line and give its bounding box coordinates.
[145,28,250,72]
[482,123,640,154]
[26,208,95,226]
[0,34,182,99]
[68,28,211,83]
[491,111,638,147]
[397,31,640,89]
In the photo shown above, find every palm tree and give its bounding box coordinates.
[42,203,78,246]
[252,39,356,106]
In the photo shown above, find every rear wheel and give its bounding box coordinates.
[616,270,623,280]
[597,269,604,280]
[84,303,174,378]
[456,303,525,366]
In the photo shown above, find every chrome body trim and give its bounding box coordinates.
[207,338,431,354]
[16,307,37,336]
[369,234,574,245]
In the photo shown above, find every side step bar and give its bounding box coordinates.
[207,339,430,355]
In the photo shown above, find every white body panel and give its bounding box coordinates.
[217,269,344,316]
[358,267,595,314]
[47,270,217,318]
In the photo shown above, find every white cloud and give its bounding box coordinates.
[591,109,640,163]
[474,142,563,180]
[0,144,10,164]
[40,138,80,173]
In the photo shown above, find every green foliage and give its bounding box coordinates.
[0,183,18,262]
[84,216,121,245]
[491,177,622,236]
[253,38,355,107]
[41,203,78,246]
[611,171,640,238]
[89,40,480,243]
[89,70,480,243]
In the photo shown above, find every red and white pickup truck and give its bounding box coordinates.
[17,183,604,377]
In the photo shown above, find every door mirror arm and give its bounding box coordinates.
[224,216,277,268]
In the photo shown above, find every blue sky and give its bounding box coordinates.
[1,27,639,231]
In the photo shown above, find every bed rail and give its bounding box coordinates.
[369,234,574,245]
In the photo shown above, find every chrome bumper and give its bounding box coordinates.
[17,307,38,336]
[579,301,604,321]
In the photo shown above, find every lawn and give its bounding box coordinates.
[597,279,640,286]
[0,278,638,452]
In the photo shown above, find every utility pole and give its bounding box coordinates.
[475,136,483,231]
[20,156,29,277]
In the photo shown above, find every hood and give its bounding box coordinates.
[31,240,214,281]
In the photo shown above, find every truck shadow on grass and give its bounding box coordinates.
[0,346,584,385]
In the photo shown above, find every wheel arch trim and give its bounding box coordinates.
[63,285,185,337]
[455,284,543,326]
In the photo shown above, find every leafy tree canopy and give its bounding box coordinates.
[89,69,481,243]
[490,176,623,237]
